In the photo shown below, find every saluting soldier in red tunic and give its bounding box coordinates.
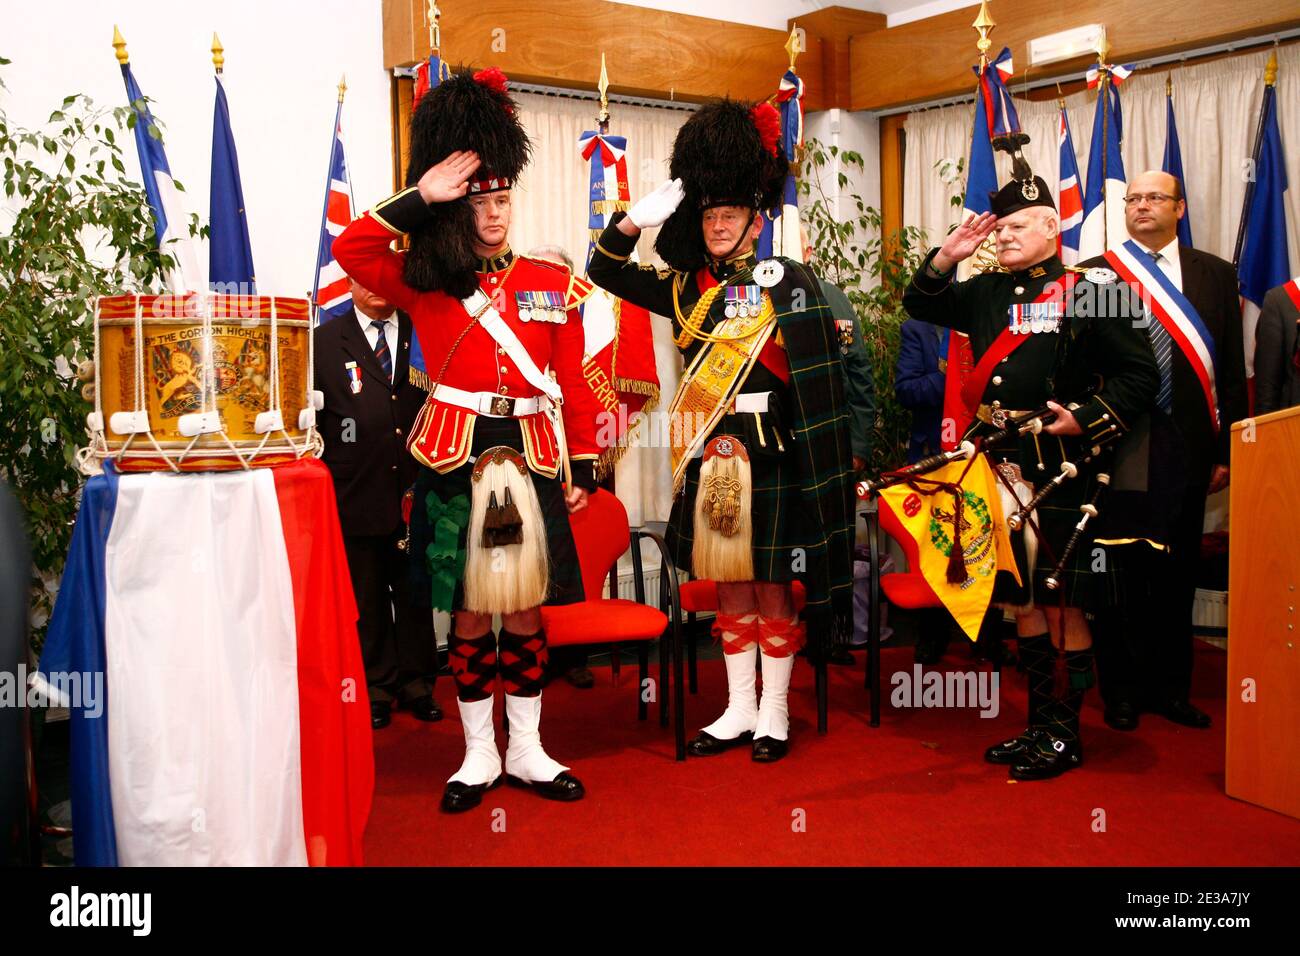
[334,68,604,813]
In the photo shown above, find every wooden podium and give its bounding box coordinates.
[1226,405,1300,820]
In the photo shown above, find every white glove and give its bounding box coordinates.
[627,178,685,230]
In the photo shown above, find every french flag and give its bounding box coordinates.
[119,60,200,293]
[35,460,372,866]
[1058,106,1084,265]
[1079,63,1136,259]
[312,109,355,324]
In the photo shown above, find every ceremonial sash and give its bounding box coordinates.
[696,268,790,382]
[461,289,563,402]
[960,273,1077,411]
[1283,276,1300,313]
[667,286,776,492]
[1104,240,1219,432]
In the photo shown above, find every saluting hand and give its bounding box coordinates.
[417,150,481,204]
[933,211,998,273]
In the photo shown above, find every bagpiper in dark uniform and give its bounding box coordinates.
[589,100,854,763]
[334,68,604,813]
[901,154,1158,780]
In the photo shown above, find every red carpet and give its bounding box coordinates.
[364,642,1300,866]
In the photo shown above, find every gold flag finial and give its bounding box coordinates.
[112,25,129,65]
[426,0,442,54]
[1096,35,1111,65]
[338,73,348,103]
[1056,82,1065,110]
[596,53,610,126]
[785,24,803,72]
[212,32,224,74]
[1166,73,1172,97]
[973,1,996,60]
[1265,49,1278,87]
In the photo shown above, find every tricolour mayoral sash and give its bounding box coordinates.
[1105,240,1219,432]
[667,284,776,492]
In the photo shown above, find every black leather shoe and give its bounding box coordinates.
[564,666,596,689]
[404,695,443,723]
[984,728,1042,764]
[751,736,789,762]
[441,775,503,813]
[505,771,585,802]
[1155,697,1211,729]
[1009,735,1083,781]
[370,700,392,730]
[1104,700,1139,731]
[687,730,754,756]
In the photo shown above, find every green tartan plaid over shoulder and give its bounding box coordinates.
[769,259,856,646]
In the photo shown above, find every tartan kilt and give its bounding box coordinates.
[665,420,809,583]
[407,417,584,610]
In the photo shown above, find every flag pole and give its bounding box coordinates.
[596,52,610,136]
[310,76,347,319]
[1096,39,1110,250]
[1233,49,1277,269]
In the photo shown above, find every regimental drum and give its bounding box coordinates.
[83,293,323,473]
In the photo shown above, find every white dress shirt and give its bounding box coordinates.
[1135,236,1183,292]
[357,310,399,381]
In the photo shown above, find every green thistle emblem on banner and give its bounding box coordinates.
[928,491,992,557]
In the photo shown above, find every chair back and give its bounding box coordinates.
[566,489,630,600]
[878,495,921,573]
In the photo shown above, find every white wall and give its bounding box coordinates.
[804,108,881,286]
[0,0,393,296]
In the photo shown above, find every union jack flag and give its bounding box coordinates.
[311,108,354,324]
[1057,106,1084,265]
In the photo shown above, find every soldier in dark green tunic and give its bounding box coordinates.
[902,169,1157,780]
[589,100,853,764]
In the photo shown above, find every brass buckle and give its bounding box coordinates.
[991,407,1009,428]
[491,396,514,416]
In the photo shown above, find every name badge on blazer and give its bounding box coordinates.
[346,361,362,394]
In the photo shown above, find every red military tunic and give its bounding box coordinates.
[332,187,604,486]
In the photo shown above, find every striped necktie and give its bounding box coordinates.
[1145,251,1174,413]
[371,320,393,383]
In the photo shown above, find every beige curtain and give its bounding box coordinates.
[902,43,1300,271]
[511,92,692,526]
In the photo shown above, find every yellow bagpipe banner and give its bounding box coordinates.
[878,455,1021,641]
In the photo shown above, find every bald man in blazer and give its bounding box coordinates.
[1084,171,1248,731]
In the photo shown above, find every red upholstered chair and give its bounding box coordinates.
[540,489,686,760]
[876,500,941,611]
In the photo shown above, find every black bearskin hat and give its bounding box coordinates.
[654,99,787,273]
[403,67,531,299]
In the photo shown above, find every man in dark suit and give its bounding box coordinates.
[1088,170,1248,731]
[314,278,440,729]
[895,319,946,464]
[1255,278,1300,415]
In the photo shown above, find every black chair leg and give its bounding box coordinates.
[687,611,698,693]
[637,643,649,721]
[612,642,622,686]
[658,634,669,727]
